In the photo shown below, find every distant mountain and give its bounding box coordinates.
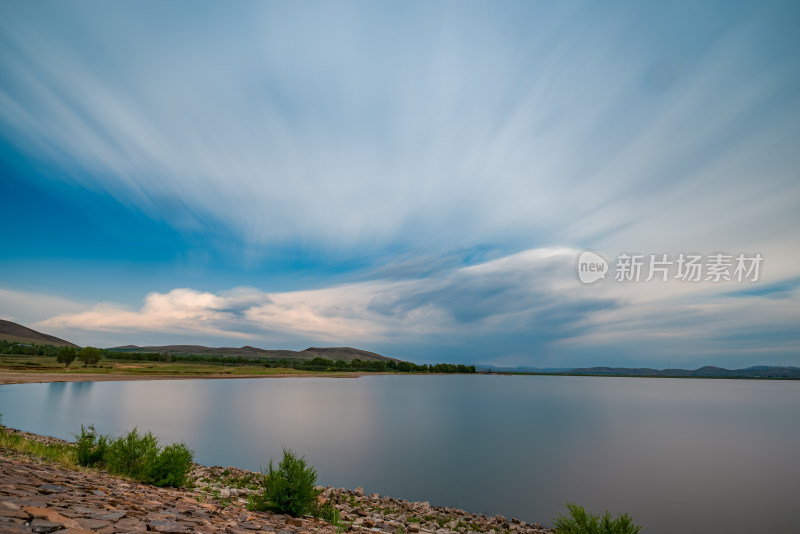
[0,320,77,346]
[559,365,800,379]
[108,344,398,362]
[478,365,575,373]
[476,363,799,379]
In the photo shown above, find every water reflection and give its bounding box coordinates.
[0,376,798,533]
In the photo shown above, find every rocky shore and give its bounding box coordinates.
[0,428,554,534]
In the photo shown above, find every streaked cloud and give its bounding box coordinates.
[31,247,800,366]
[2,2,797,261]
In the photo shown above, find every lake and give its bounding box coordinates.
[1,374,797,532]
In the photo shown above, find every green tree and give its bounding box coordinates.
[56,346,78,368]
[78,346,102,368]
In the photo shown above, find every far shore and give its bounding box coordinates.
[0,369,381,385]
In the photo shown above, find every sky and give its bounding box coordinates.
[1,0,799,368]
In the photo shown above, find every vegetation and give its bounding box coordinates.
[74,425,194,487]
[1,340,477,376]
[56,346,78,367]
[77,346,103,367]
[102,351,476,374]
[75,424,108,467]
[553,503,641,534]
[0,339,59,357]
[248,448,321,517]
[0,416,77,469]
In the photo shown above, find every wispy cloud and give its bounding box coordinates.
[30,247,800,366]
[2,2,797,263]
[36,248,611,348]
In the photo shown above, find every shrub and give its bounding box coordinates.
[95,426,194,487]
[105,427,159,480]
[553,503,641,534]
[145,442,194,487]
[75,424,109,467]
[249,448,320,517]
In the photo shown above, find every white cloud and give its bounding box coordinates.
[25,247,800,365]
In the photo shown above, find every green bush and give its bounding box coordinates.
[105,427,159,480]
[74,424,109,467]
[145,442,194,487]
[102,427,194,487]
[249,448,320,517]
[553,503,641,534]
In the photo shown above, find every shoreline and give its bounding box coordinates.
[0,370,382,385]
[0,426,553,533]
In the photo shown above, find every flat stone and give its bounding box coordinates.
[0,519,32,533]
[39,483,67,493]
[76,517,113,530]
[73,506,106,516]
[113,517,148,532]
[29,518,63,533]
[0,499,22,510]
[148,520,191,533]
[93,510,127,521]
[0,508,29,520]
[22,506,82,529]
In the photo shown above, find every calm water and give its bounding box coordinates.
[1,375,798,533]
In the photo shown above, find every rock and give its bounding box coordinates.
[22,506,82,529]
[114,517,147,531]
[0,508,29,520]
[147,519,191,533]
[37,483,67,494]
[28,519,63,533]
[93,510,127,521]
[77,518,113,530]
[1,433,557,534]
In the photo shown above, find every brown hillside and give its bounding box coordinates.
[0,320,77,346]
[108,344,398,362]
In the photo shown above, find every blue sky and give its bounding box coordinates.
[1,1,799,367]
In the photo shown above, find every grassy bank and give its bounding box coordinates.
[0,426,76,469]
[0,353,324,377]
[0,339,476,380]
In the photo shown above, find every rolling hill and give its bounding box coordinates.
[0,320,76,346]
[107,344,398,362]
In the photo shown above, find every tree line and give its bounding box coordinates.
[103,351,476,374]
[1,340,476,374]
